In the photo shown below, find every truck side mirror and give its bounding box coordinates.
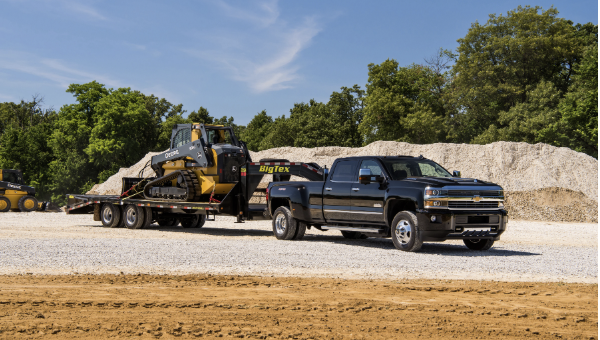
[452,170,461,177]
[359,168,372,184]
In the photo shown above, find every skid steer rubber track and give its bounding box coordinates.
[143,170,200,202]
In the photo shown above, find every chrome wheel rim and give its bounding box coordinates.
[126,207,137,225]
[275,214,287,234]
[395,220,412,244]
[102,206,113,224]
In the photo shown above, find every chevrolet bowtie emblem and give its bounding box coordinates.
[473,195,482,202]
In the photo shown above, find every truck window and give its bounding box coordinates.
[173,129,191,148]
[330,160,358,182]
[358,159,383,179]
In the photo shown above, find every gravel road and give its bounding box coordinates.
[0,212,596,283]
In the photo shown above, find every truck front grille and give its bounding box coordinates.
[448,190,502,197]
[448,202,499,209]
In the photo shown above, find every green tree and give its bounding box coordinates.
[240,110,273,151]
[85,88,153,182]
[450,6,587,142]
[359,59,449,144]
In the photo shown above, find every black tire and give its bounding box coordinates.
[390,211,423,252]
[157,218,179,227]
[115,206,126,228]
[100,203,121,228]
[141,207,153,228]
[181,215,205,228]
[463,239,494,251]
[272,206,298,240]
[341,231,368,239]
[0,196,10,212]
[292,221,307,240]
[18,195,38,212]
[124,205,145,229]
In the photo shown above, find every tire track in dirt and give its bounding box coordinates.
[0,274,596,339]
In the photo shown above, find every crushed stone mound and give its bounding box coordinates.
[86,151,162,196]
[89,141,598,222]
[505,188,597,223]
[250,141,598,201]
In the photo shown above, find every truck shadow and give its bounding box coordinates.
[305,235,541,256]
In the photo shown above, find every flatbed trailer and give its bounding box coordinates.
[66,161,326,227]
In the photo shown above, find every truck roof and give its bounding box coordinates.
[335,155,426,161]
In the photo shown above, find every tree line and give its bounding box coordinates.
[0,6,596,203]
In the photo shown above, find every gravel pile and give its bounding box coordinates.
[87,151,162,195]
[505,188,598,223]
[87,141,598,222]
[0,213,597,283]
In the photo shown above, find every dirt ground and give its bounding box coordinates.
[0,274,596,339]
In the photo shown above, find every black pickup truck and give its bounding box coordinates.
[266,156,507,252]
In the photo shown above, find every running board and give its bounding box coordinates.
[321,225,384,233]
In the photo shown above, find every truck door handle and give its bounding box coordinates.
[325,187,332,191]
[352,188,360,191]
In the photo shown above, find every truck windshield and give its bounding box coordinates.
[381,159,452,180]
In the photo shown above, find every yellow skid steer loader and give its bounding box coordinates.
[0,169,48,212]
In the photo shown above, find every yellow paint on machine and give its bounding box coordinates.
[2,190,29,211]
[161,149,235,195]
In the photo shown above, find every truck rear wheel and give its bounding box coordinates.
[272,206,298,240]
[0,197,11,212]
[124,205,145,229]
[292,221,306,240]
[101,203,122,228]
[391,211,423,252]
[463,239,494,250]
[18,196,38,212]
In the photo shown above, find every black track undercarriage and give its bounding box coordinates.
[143,170,200,202]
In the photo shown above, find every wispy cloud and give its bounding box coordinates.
[186,0,321,93]
[61,1,107,21]
[0,51,124,89]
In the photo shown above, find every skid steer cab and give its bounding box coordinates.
[0,169,47,212]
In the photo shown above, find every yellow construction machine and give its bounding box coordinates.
[0,169,47,212]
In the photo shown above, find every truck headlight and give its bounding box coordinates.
[425,200,448,208]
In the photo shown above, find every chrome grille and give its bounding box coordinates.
[448,202,499,209]
[448,190,502,197]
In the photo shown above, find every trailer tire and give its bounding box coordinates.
[157,218,179,227]
[124,205,145,229]
[100,203,121,228]
[181,215,205,228]
[115,206,126,228]
[142,207,153,228]
[18,196,38,212]
[0,197,11,212]
[272,206,298,240]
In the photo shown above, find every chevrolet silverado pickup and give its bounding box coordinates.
[266,155,507,252]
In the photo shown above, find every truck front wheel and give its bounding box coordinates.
[391,211,423,252]
[272,206,298,240]
[463,239,494,250]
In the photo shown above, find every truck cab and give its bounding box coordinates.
[267,156,507,252]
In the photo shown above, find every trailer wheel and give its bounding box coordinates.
[141,207,153,228]
[0,197,10,212]
[272,206,298,240]
[181,215,205,228]
[157,218,179,227]
[18,196,38,212]
[124,205,145,229]
[115,206,126,228]
[100,203,121,228]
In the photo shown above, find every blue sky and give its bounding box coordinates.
[0,0,597,125]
